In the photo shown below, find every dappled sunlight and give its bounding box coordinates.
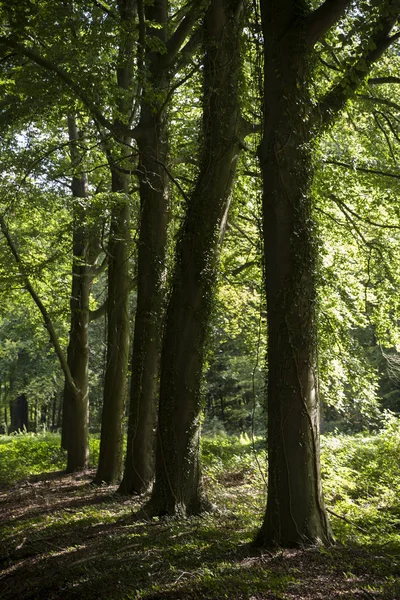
[1,433,399,599]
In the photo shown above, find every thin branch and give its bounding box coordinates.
[331,194,400,231]
[230,259,258,276]
[326,507,369,533]
[375,109,400,145]
[0,215,78,396]
[314,205,347,228]
[318,55,341,72]
[357,94,400,113]
[241,170,261,178]
[368,76,400,85]
[229,221,258,247]
[332,196,370,247]
[150,157,190,203]
[325,158,400,180]
[0,37,139,140]
[160,63,200,114]
[92,0,118,19]
[373,110,397,163]
[0,37,114,132]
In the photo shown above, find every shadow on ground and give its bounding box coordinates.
[1,471,399,600]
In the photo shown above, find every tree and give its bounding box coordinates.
[119,0,209,494]
[256,0,400,547]
[144,0,246,516]
[94,0,135,484]
[62,115,101,472]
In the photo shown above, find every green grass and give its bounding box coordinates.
[0,431,100,484]
[1,423,400,599]
[1,421,400,548]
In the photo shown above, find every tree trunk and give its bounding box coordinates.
[63,206,91,471]
[119,0,168,495]
[95,174,130,483]
[62,115,93,472]
[145,0,244,516]
[255,0,332,547]
[51,392,57,431]
[9,394,28,433]
[94,0,135,484]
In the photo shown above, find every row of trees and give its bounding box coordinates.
[1,0,400,546]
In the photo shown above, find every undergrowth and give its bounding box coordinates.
[1,421,399,546]
[0,421,399,599]
[0,432,100,485]
[321,413,400,547]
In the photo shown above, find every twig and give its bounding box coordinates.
[326,508,369,533]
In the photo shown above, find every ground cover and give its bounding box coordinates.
[0,427,399,599]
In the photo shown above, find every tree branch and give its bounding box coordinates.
[165,0,209,67]
[357,94,400,113]
[0,37,138,139]
[0,215,78,396]
[331,193,400,231]
[326,507,369,533]
[92,0,118,19]
[316,1,400,127]
[173,27,204,73]
[239,117,262,139]
[368,75,400,85]
[89,299,108,321]
[230,260,258,277]
[325,158,400,180]
[306,0,351,47]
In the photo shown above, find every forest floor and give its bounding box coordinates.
[0,433,399,599]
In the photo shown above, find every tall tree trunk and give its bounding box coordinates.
[94,0,135,484]
[95,172,131,482]
[63,115,92,472]
[255,0,332,547]
[256,0,399,549]
[119,0,168,495]
[51,392,57,431]
[145,0,244,516]
[9,394,28,433]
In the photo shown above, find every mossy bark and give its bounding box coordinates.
[145,0,244,517]
[63,116,93,473]
[94,0,135,484]
[95,179,130,483]
[255,0,333,547]
[118,0,168,495]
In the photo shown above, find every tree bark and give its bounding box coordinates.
[9,394,28,433]
[63,115,93,472]
[145,0,244,516]
[255,0,333,548]
[95,172,131,483]
[118,0,169,495]
[94,0,135,484]
[256,0,400,549]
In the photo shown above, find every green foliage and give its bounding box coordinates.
[0,432,100,484]
[2,428,399,552]
[0,432,66,483]
[1,431,399,598]
[322,413,400,547]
